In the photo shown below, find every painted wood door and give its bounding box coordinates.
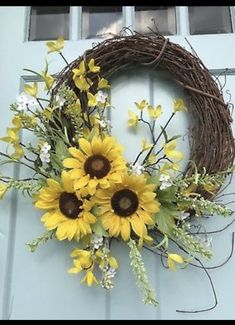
[1,6,235,320]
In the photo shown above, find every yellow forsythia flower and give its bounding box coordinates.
[173,98,187,113]
[12,116,22,129]
[128,111,139,127]
[141,139,152,152]
[43,107,55,120]
[11,143,24,160]
[41,71,54,91]
[68,260,82,274]
[203,182,219,194]
[167,253,184,271]
[138,235,154,248]
[73,75,92,92]
[108,256,118,269]
[160,162,180,175]
[0,183,8,199]
[98,78,111,89]
[0,116,22,144]
[46,36,64,53]
[181,183,198,197]
[147,154,157,164]
[147,105,162,119]
[135,100,148,110]
[81,270,98,287]
[88,58,100,73]
[0,128,19,143]
[163,140,183,161]
[87,92,97,107]
[72,60,86,77]
[24,82,38,97]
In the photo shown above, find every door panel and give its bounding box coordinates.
[1,6,235,320]
[0,7,26,319]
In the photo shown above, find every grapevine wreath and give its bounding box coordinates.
[0,32,235,312]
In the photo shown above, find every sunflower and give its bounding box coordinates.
[94,173,160,241]
[63,136,127,195]
[35,171,96,241]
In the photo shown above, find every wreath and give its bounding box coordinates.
[0,32,234,312]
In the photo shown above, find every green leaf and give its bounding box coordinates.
[167,135,182,143]
[155,234,169,249]
[91,220,109,237]
[91,204,101,216]
[157,186,177,202]
[160,126,168,143]
[50,153,63,172]
[146,174,160,187]
[23,68,42,79]
[154,204,177,235]
[34,156,43,170]
[86,128,98,142]
[55,139,69,160]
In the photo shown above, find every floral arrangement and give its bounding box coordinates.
[0,35,234,311]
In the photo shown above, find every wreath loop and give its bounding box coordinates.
[1,32,235,312]
[54,33,235,197]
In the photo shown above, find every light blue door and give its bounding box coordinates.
[1,6,235,320]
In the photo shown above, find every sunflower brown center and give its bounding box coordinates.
[84,154,111,179]
[59,192,83,219]
[111,189,139,217]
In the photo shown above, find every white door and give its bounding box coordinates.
[0,6,235,320]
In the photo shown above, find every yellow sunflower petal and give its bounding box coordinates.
[120,219,131,241]
[68,147,85,161]
[87,185,97,195]
[39,191,60,202]
[99,179,110,189]
[56,225,68,241]
[61,171,74,193]
[108,217,121,237]
[130,216,146,238]
[63,158,81,169]
[99,205,112,214]
[91,137,102,154]
[102,137,115,155]
[70,169,85,179]
[74,175,90,189]
[136,209,154,225]
[35,200,58,209]
[83,211,96,224]
[43,211,65,229]
[142,201,160,213]
[108,173,122,183]
[139,191,156,202]
[75,227,81,240]
[56,220,77,241]
[77,219,90,236]
[41,211,52,223]
[95,189,111,199]
[88,178,98,188]
[47,179,63,192]
[78,138,92,155]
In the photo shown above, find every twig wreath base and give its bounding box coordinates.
[54,32,235,197]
